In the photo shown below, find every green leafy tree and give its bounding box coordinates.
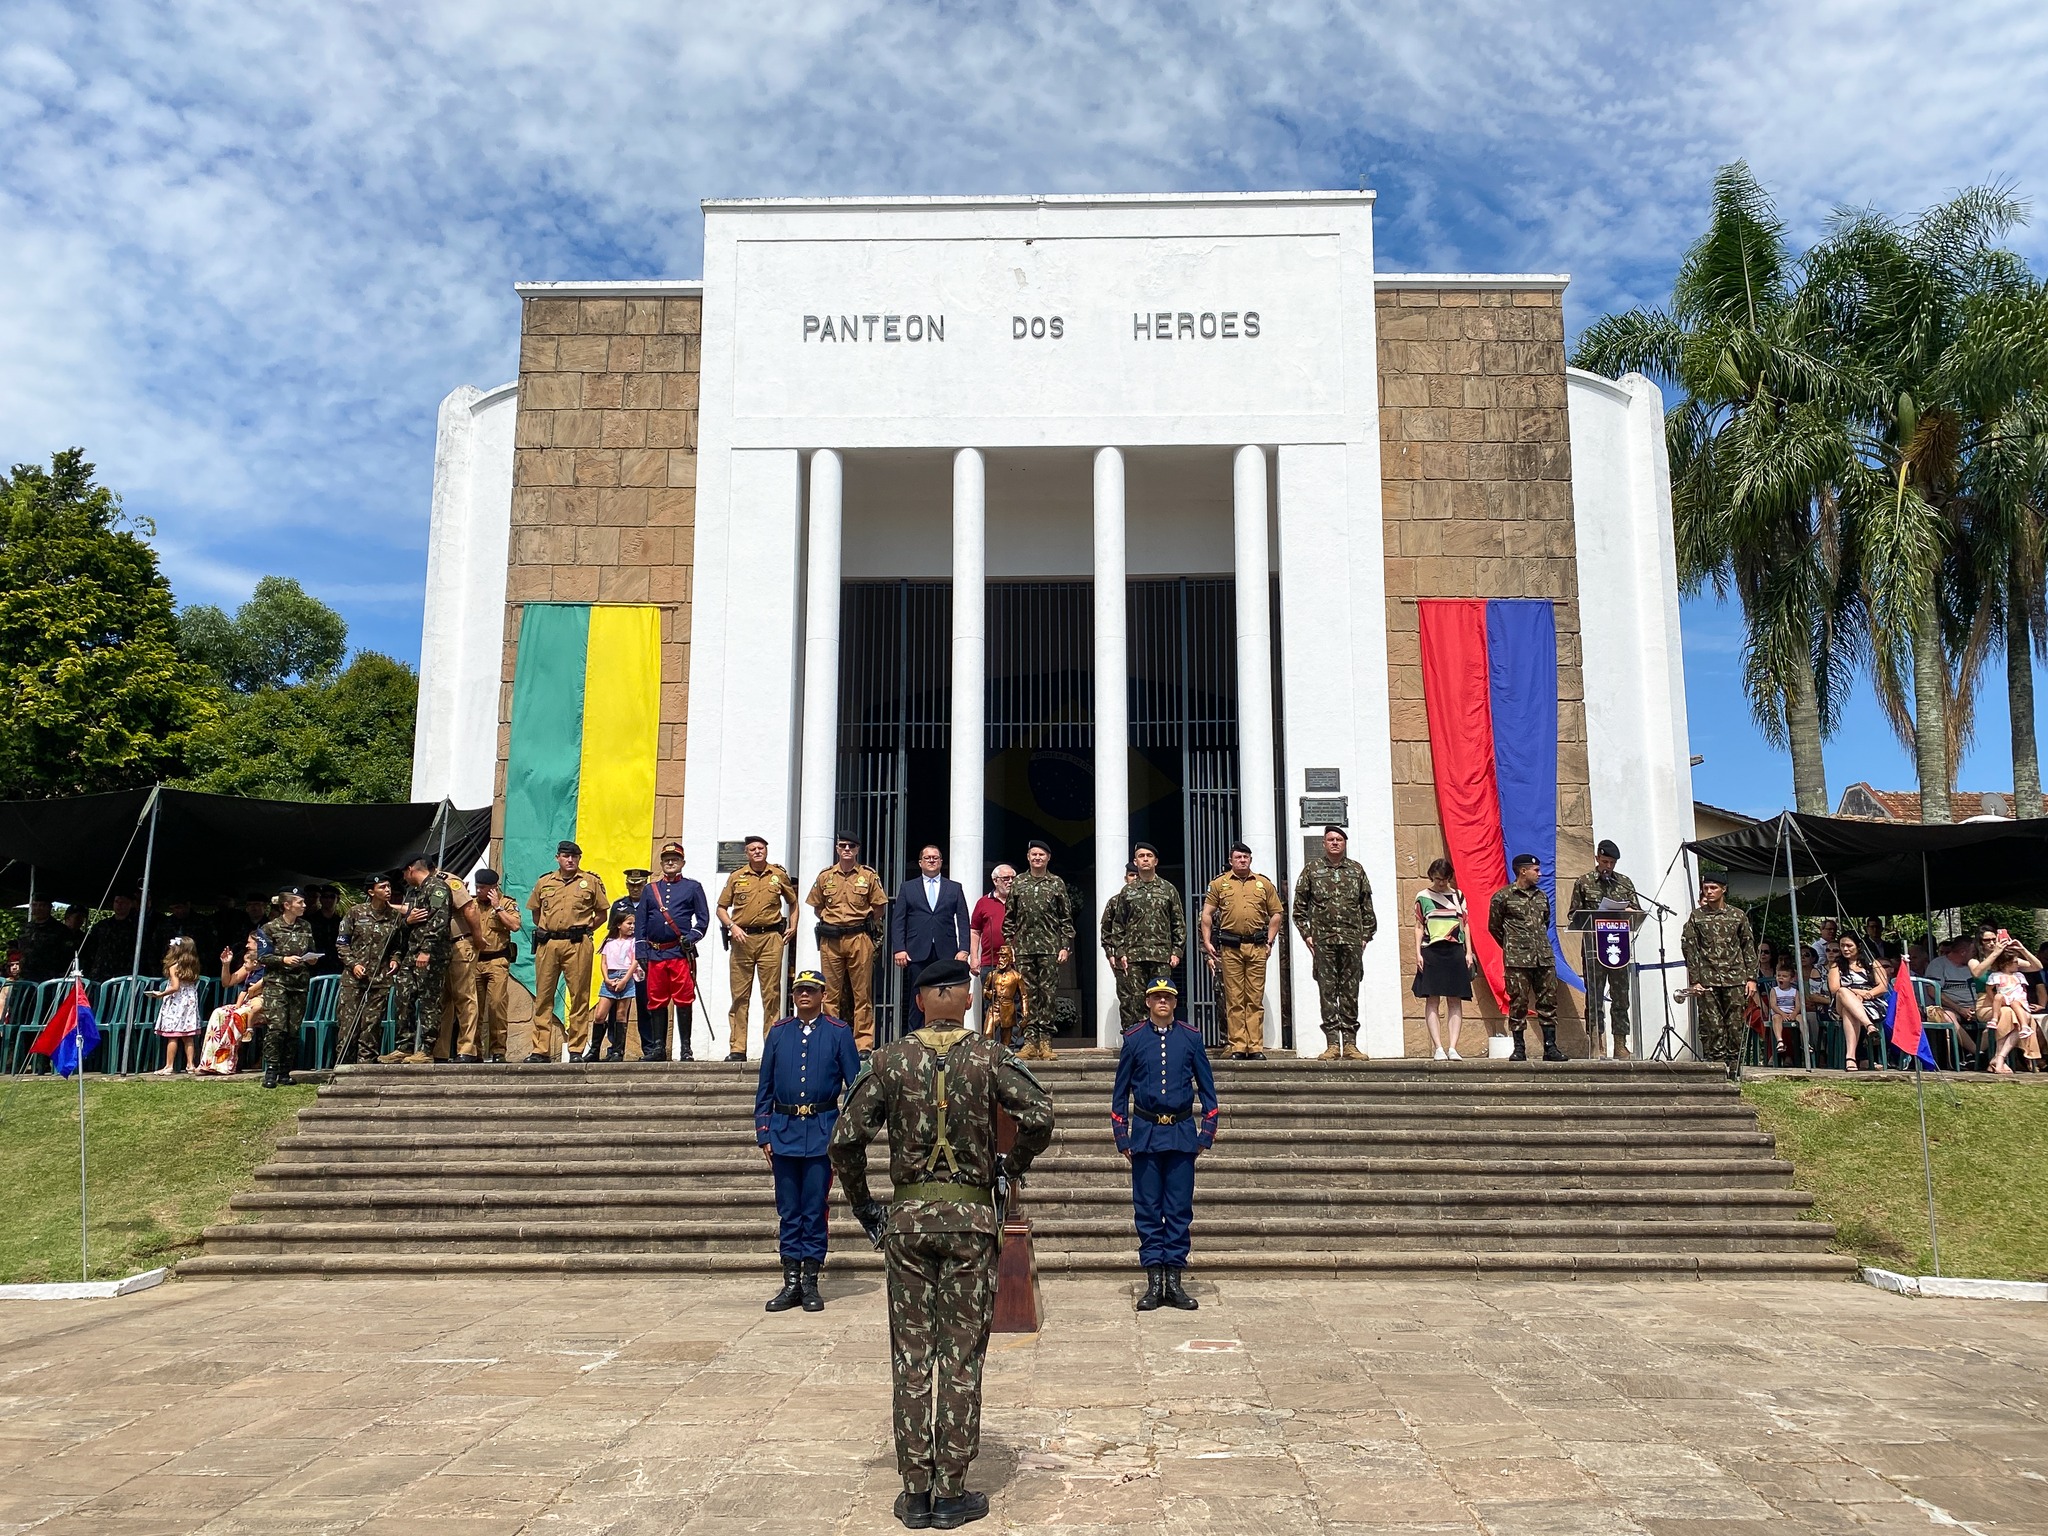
[1573,164,1857,814]
[179,651,418,803]
[178,575,347,692]
[0,450,218,797]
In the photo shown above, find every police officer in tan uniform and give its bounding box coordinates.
[718,834,797,1059]
[526,839,608,1062]
[438,869,481,1061]
[1200,842,1285,1060]
[806,832,889,1055]
[466,869,522,1063]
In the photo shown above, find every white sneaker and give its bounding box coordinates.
[1432,1047,1447,1060]
[1448,1048,1462,1060]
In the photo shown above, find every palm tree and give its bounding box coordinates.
[1574,163,1855,815]
[1807,188,2036,822]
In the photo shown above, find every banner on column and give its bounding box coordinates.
[1417,598,1584,1009]
[501,603,662,996]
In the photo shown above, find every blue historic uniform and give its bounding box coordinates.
[636,872,710,1058]
[754,1011,862,1263]
[1111,1016,1219,1269]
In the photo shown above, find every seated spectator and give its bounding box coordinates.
[1807,917,1841,974]
[1981,932,2045,1075]
[0,954,21,1026]
[1800,950,1834,1021]
[1828,934,1888,1071]
[1754,939,1779,994]
[1863,915,1904,963]
[1763,958,1802,1065]
[195,936,265,1077]
[1922,933,1987,1058]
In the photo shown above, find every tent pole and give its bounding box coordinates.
[128,787,162,982]
[1783,816,1813,1068]
[1915,1056,1941,1276]
[435,799,451,873]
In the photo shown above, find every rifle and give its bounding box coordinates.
[332,913,405,1067]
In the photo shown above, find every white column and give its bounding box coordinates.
[1233,445,1283,1049]
[795,449,843,972]
[1092,447,1129,1048]
[950,450,987,926]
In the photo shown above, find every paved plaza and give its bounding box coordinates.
[0,1273,2043,1535]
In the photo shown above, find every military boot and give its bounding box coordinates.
[1161,1269,1199,1310]
[893,1488,934,1529]
[1135,1266,1164,1311]
[1541,1025,1568,1063]
[1339,1031,1367,1061]
[799,1259,825,1312]
[928,1490,990,1529]
[1510,1029,1528,1062]
[764,1263,803,1313]
[1317,1035,1342,1060]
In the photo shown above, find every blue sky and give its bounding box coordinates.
[4,1,2046,819]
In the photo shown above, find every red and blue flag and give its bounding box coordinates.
[1418,598,1584,1008]
[1884,963,1937,1068]
[31,979,100,1078]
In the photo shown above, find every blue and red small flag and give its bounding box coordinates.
[31,979,100,1078]
[1884,964,1937,1069]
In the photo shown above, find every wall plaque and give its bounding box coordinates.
[1299,795,1348,827]
[716,840,749,873]
[1304,768,1341,792]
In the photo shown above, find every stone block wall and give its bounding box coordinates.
[497,292,701,849]
[1375,285,1596,1054]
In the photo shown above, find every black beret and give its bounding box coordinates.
[1125,863,1140,875]
[1322,824,1348,839]
[743,834,768,846]
[1230,841,1253,856]
[1133,841,1159,858]
[472,869,499,886]
[557,840,581,857]
[1511,853,1541,873]
[367,871,394,888]
[1597,839,1620,859]
[835,831,862,848]
[1699,871,1728,889]
[916,958,972,990]
[1026,839,1051,855]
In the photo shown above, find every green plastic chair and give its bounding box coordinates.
[93,976,158,1074]
[2,979,59,1071]
[300,975,341,1069]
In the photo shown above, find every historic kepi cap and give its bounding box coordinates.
[1145,978,1179,997]
[660,840,685,857]
[791,968,827,991]
[1597,839,1620,859]
[916,958,971,990]
[557,840,581,856]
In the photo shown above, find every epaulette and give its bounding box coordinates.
[1176,1021,1204,1037]
[1121,1021,1145,1036]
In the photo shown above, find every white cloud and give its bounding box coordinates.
[2,0,2044,659]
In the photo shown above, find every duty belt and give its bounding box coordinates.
[475,949,509,961]
[815,922,869,940]
[534,926,591,944]
[740,922,784,935]
[1217,929,1266,948]
[772,1095,840,1117]
[891,1181,994,1204]
[1140,1105,1195,1125]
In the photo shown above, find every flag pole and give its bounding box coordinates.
[77,973,87,1281]
[1914,1054,1941,1277]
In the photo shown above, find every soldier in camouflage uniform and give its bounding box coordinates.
[384,855,453,1065]
[17,897,79,983]
[1489,854,1566,1062]
[1003,840,1074,1061]
[830,958,1055,1530]
[334,873,404,1064]
[1680,872,1757,1080]
[1290,826,1378,1060]
[1568,839,1639,1051]
[1099,843,1185,1028]
[257,887,317,1089]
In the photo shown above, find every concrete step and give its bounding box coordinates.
[255,1155,1798,1192]
[174,1247,1861,1281]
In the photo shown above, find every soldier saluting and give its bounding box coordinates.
[1004,840,1074,1061]
[829,958,1055,1530]
[1680,872,1757,1081]
[1291,825,1378,1060]
[1098,842,1184,1028]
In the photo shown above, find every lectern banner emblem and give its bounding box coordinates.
[1593,915,1633,971]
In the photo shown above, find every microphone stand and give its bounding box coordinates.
[1642,842,1697,1063]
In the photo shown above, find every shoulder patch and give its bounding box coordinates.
[1003,1053,1047,1094]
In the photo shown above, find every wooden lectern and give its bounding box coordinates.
[990,1105,1041,1333]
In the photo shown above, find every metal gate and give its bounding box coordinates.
[1129,579,1240,1045]
[836,580,951,1042]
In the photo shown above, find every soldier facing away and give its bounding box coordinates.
[1569,838,1639,1053]
[1680,872,1757,1080]
[829,958,1055,1530]
[385,855,454,1065]
[1098,842,1184,1028]
[1291,825,1378,1060]
[1489,853,1567,1062]
[1201,840,1284,1060]
[467,869,522,1064]
[1004,839,1074,1061]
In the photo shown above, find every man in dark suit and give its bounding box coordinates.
[889,843,971,1030]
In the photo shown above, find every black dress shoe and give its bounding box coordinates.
[724,1050,746,1063]
[893,1489,934,1529]
[522,1053,550,1064]
[485,1054,505,1064]
[928,1491,989,1529]
[453,1053,480,1064]
[601,1052,624,1062]
[1248,1051,1267,1061]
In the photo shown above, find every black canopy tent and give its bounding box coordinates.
[1687,812,2048,914]
[0,787,492,908]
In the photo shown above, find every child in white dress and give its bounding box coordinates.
[153,938,203,1073]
